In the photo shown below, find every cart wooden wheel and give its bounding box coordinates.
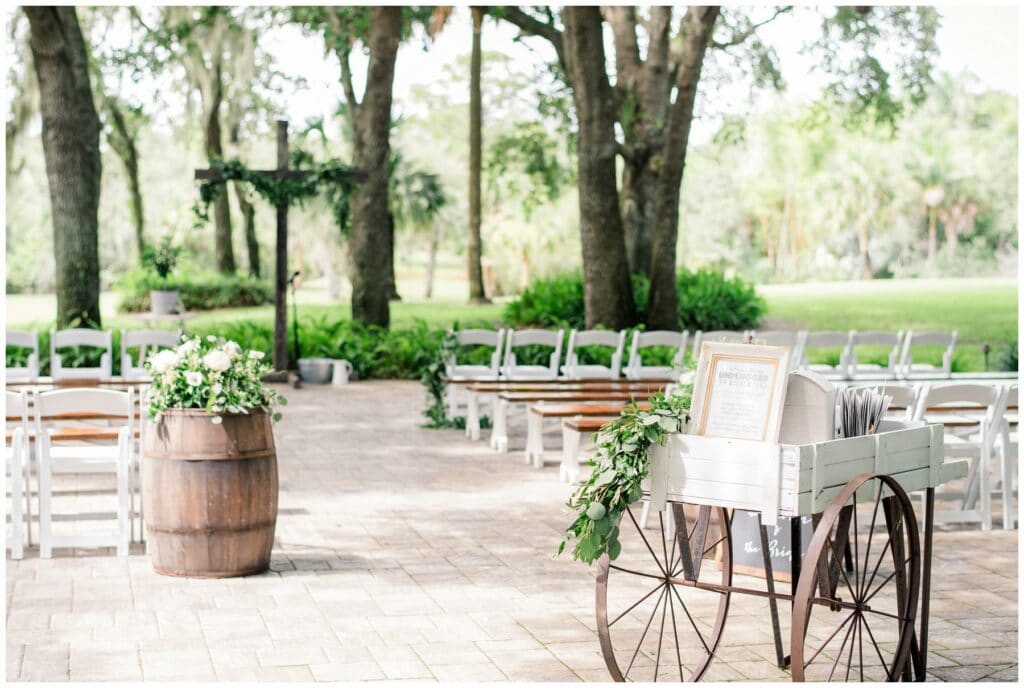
[596,502,732,682]
[791,473,920,682]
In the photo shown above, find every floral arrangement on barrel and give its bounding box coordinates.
[142,335,286,578]
[560,370,694,564]
[146,335,286,424]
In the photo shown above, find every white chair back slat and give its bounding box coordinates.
[625,330,688,381]
[899,330,957,378]
[6,329,40,380]
[502,329,564,380]
[691,330,750,361]
[563,329,626,380]
[752,330,805,371]
[446,329,504,379]
[848,383,919,422]
[6,389,29,425]
[121,329,181,379]
[50,329,113,380]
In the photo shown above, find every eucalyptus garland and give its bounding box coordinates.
[421,330,460,428]
[559,383,693,564]
[193,151,360,234]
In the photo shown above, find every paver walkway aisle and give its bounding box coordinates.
[6,381,1018,681]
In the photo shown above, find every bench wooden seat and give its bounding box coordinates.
[469,381,666,393]
[523,402,650,467]
[6,427,141,443]
[560,416,620,483]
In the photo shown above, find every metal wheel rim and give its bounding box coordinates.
[791,472,920,682]
[596,502,732,682]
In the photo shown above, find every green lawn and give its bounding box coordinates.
[7,277,1017,372]
[759,278,1017,371]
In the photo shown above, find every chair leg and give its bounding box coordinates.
[39,452,52,559]
[117,455,130,556]
[1000,442,1014,530]
[980,448,992,531]
[9,455,24,560]
[467,394,480,440]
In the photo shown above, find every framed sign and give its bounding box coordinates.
[690,342,790,443]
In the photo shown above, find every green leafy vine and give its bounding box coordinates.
[193,151,360,235]
[560,383,693,564]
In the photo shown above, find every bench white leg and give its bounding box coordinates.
[980,444,993,531]
[560,426,581,483]
[446,383,458,421]
[526,412,544,466]
[490,400,508,452]
[467,393,480,440]
[117,447,130,556]
[639,500,651,529]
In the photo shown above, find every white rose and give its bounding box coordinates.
[184,371,203,386]
[150,349,179,374]
[677,370,696,386]
[203,350,232,372]
[211,383,223,395]
[224,341,242,359]
[180,339,198,354]
[248,350,265,361]
[207,335,218,342]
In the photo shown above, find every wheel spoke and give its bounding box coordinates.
[843,615,858,682]
[667,507,680,577]
[609,564,664,582]
[826,613,858,681]
[826,533,859,605]
[803,610,857,668]
[659,511,670,574]
[668,578,712,657]
[702,533,727,557]
[654,579,670,681]
[858,486,885,599]
[858,614,865,681]
[859,612,892,675]
[609,581,665,627]
[666,576,684,682]
[861,529,895,603]
[862,607,912,624]
[851,491,861,598]
[863,555,914,605]
[628,507,668,577]
[624,586,668,680]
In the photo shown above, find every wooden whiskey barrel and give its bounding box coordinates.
[143,409,278,577]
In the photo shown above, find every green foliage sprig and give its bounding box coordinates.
[142,235,180,285]
[560,384,693,564]
[193,152,360,235]
[145,334,286,425]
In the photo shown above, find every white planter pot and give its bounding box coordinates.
[150,289,180,315]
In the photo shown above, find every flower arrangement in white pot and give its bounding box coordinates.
[142,335,286,578]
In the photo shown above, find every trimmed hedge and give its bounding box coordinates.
[502,269,765,332]
[117,269,273,313]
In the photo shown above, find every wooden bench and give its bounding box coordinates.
[465,381,666,441]
[560,416,619,483]
[524,402,650,467]
[489,389,661,452]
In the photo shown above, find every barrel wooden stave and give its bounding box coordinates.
[143,409,278,578]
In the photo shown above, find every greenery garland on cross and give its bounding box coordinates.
[192,120,364,373]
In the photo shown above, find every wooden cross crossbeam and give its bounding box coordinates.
[194,120,362,375]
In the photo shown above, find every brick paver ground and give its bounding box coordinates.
[6,381,1018,681]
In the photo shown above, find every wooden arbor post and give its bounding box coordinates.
[195,120,365,373]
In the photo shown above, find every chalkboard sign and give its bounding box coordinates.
[731,511,813,581]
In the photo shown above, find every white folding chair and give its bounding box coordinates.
[751,330,806,371]
[800,331,853,377]
[35,388,134,557]
[444,329,504,419]
[994,383,1017,529]
[691,330,750,361]
[847,383,919,423]
[50,329,113,381]
[913,383,1006,531]
[501,329,564,380]
[899,330,957,378]
[121,329,180,379]
[563,329,626,380]
[625,330,688,381]
[844,330,904,379]
[7,330,40,381]
[6,390,30,559]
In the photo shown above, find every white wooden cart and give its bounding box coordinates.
[595,421,966,682]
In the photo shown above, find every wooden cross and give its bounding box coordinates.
[195,120,362,373]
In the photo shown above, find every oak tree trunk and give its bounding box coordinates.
[385,211,401,301]
[467,6,489,303]
[25,6,103,327]
[646,8,719,330]
[563,7,637,330]
[233,181,260,278]
[349,7,401,328]
[104,98,145,263]
[204,61,235,274]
